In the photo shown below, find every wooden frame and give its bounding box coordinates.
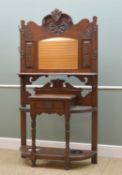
[20,9,97,73]
[19,9,98,169]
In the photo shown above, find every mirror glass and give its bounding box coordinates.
[38,37,78,70]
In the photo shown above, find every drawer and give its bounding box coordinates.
[35,101,64,114]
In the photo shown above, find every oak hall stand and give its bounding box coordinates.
[19,9,98,169]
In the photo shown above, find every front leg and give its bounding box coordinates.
[31,116,36,167]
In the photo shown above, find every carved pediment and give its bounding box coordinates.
[42,9,73,34]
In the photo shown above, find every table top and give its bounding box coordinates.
[29,94,77,100]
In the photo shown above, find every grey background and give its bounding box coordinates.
[0,0,122,146]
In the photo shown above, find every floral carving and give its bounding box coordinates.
[46,22,69,34]
[42,9,73,34]
[81,25,93,39]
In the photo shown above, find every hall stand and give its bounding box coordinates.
[19,9,98,169]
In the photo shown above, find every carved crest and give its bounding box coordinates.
[51,9,62,22]
[42,9,73,34]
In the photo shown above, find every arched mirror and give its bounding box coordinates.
[38,37,78,70]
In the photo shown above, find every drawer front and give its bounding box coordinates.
[35,101,64,114]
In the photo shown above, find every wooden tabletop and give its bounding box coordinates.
[29,94,77,100]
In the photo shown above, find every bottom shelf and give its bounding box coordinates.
[21,145,96,161]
